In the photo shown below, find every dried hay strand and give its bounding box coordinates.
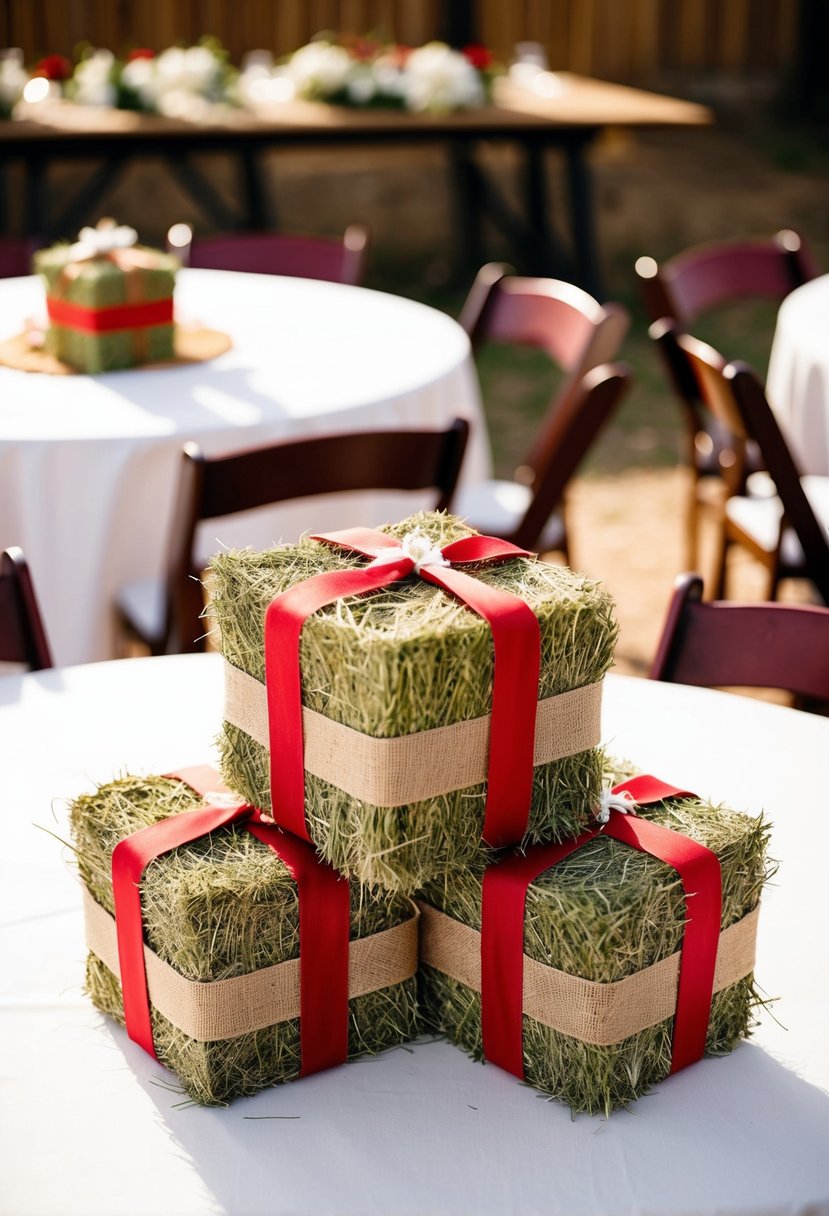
[208,511,617,894]
[70,775,419,1106]
[418,758,774,1116]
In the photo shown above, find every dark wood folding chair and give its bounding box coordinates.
[651,571,829,705]
[0,548,54,670]
[657,322,829,604]
[168,222,370,286]
[0,237,41,278]
[636,229,819,568]
[115,419,470,655]
[454,263,630,558]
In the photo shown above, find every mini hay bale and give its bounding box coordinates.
[418,759,773,1116]
[208,511,618,894]
[34,237,177,373]
[69,774,419,1106]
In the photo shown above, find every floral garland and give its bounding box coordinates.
[1,34,499,121]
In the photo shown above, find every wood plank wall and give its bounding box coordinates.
[0,0,800,83]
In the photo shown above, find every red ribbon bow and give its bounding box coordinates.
[111,765,350,1077]
[265,526,541,847]
[480,775,723,1079]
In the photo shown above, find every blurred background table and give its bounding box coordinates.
[1,656,827,1216]
[767,273,829,476]
[0,75,711,296]
[0,269,487,665]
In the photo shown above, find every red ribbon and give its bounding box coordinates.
[46,295,174,334]
[480,775,722,1079]
[110,765,350,1077]
[264,527,541,848]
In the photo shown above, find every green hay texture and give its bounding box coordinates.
[208,511,618,894]
[418,758,774,1116]
[34,242,176,372]
[69,775,419,1106]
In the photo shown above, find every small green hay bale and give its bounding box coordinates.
[69,774,419,1106]
[418,758,774,1116]
[34,240,177,373]
[208,511,618,895]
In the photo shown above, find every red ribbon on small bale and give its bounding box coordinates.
[264,526,541,849]
[110,765,350,1078]
[46,295,174,334]
[480,774,723,1079]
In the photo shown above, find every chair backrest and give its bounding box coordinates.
[637,231,819,423]
[0,237,41,279]
[169,223,370,286]
[502,362,632,550]
[161,419,470,652]
[636,229,818,329]
[459,263,630,481]
[651,571,829,701]
[0,548,54,670]
[665,323,829,603]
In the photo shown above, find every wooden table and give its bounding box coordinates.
[0,74,711,297]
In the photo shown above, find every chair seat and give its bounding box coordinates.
[725,474,829,567]
[116,577,166,646]
[454,480,566,553]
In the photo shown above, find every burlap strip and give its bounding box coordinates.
[83,886,418,1043]
[418,900,759,1046]
[224,661,602,807]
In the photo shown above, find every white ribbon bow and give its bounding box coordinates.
[595,786,638,825]
[371,527,450,575]
[69,218,138,261]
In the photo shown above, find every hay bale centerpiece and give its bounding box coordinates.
[34,219,177,373]
[208,511,618,894]
[70,772,419,1106]
[418,759,773,1116]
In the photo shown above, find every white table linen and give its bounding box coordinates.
[0,271,488,664]
[1,657,828,1216]
[767,273,829,476]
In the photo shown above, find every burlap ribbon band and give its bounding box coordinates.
[84,886,418,1043]
[223,660,603,808]
[419,900,759,1047]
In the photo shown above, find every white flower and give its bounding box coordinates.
[120,55,155,103]
[403,42,484,114]
[72,49,117,108]
[0,49,27,111]
[69,219,138,260]
[286,42,353,99]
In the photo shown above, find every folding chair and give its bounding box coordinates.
[115,419,470,655]
[651,571,829,704]
[0,548,54,670]
[454,263,630,557]
[659,323,829,604]
[636,229,819,567]
[168,222,370,286]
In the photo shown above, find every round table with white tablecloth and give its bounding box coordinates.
[766,273,829,476]
[0,270,488,664]
[1,658,828,1216]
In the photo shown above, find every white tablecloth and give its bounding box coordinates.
[767,273,829,476]
[1,658,827,1216]
[0,271,488,664]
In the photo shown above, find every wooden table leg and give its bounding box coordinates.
[563,132,605,299]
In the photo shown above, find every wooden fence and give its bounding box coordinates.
[0,0,801,84]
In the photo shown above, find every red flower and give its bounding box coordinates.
[462,44,494,71]
[32,54,73,81]
[126,47,155,61]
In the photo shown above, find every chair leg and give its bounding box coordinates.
[712,532,730,599]
[685,472,700,572]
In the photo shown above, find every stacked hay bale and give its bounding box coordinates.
[69,511,771,1112]
[209,511,617,894]
[418,759,772,1115]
